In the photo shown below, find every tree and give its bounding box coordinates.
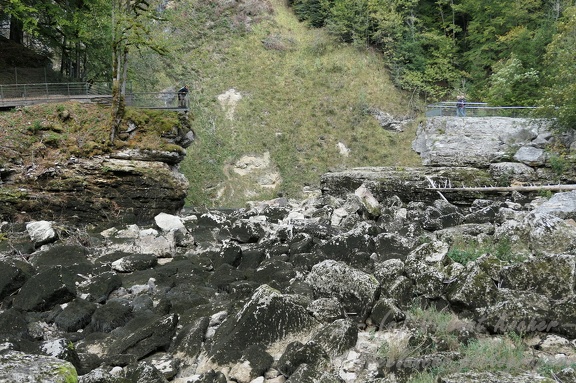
[110,0,167,143]
[539,6,576,130]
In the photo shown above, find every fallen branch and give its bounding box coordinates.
[426,184,576,192]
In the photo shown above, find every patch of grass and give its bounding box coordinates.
[0,102,184,183]
[548,154,567,176]
[447,237,525,265]
[451,333,529,374]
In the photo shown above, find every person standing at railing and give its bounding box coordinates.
[456,95,466,117]
[177,84,189,108]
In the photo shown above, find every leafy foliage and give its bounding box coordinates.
[286,0,576,124]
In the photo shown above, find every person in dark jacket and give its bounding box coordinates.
[177,85,189,108]
[456,95,466,117]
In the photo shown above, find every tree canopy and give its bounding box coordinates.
[2,0,575,130]
[289,0,576,129]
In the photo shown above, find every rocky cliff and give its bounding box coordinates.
[0,102,194,224]
[323,117,576,205]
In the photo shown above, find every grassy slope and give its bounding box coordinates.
[168,0,422,208]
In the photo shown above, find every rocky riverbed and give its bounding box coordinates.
[1,116,576,383]
[2,186,576,383]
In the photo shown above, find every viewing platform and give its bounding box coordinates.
[0,82,189,110]
[426,102,537,118]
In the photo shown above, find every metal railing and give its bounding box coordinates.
[126,92,189,110]
[426,102,537,118]
[0,82,112,107]
[0,82,188,110]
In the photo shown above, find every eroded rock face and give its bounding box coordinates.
[1,114,193,225]
[412,117,553,168]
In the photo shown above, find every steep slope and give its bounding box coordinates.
[135,0,422,208]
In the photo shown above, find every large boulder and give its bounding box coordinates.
[499,254,575,299]
[12,265,76,311]
[412,117,550,167]
[0,259,32,300]
[305,260,379,321]
[310,319,358,356]
[404,241,452,299]
[208,284,318,364]
[446,256,503,310]
[532,191,576,219]
[108,313,178,359]
[0,351,78,383]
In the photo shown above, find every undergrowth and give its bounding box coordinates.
[379,306,574,383]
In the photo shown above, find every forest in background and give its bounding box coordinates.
[288,0,576,127]
[1,0,575,128]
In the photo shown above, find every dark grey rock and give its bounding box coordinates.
[12,266,76,311]
[78,367,127,383]
[474,289,551,334]
[112,254,158,273]
[195,369,227,383]
[286,363,344,383]
[88,300,133,333]
[307,298,345,323]
[277,341,329,377]
[77,271,122,303]
[54,298,97,332]
[288,233,315,255]
[446,256,503,309]
[305,260,379,321]
[373,232,418,261]
[253,259,296,286]
[230,219,265,243]
[0,308,30,342]
[0,259,31,300]
[170,316,210,359]
[124,361,168,383]
[231,344,274,381]
[311,319,358,356]
[208,285,318,364]
[237,247,266,270]
[108,313,178,359]
[212,241,242,268]
[499,254,575,299]
[370,298,405,329]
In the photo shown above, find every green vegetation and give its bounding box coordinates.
[162,0,421,207]
[447,237,525,265]
[288,0,576,126]
[3,0,575,206]
[379,306,574,383]
[0,102,184,177]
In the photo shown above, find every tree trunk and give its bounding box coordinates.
[9,16,24,44]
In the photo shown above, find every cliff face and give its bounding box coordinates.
[0,102,194,224]
[322,117,576,206]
